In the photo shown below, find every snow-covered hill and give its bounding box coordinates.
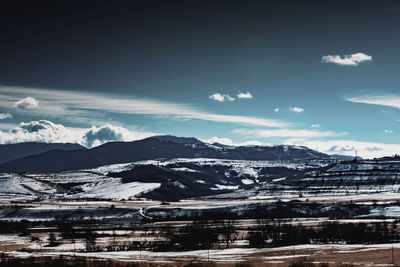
[0,158,334,202]
[3,157,400,203]
[0,171,160,202]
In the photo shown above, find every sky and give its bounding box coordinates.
[1,0,400,158]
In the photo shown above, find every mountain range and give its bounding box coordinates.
[0,135,333,173]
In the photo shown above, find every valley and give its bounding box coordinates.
[1,138,400,266]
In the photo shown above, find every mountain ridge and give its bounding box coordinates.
[0,142,86,164]
[0,135,331,173]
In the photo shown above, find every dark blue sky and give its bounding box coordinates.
[0,0,400,157]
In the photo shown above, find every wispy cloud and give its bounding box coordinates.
[14,96,39,109]
[0,86,289,128]
[289,107,304,113]
[321,52,372,66]
[0,113,12,120]
[385,129,393,134]
[233,128,346,138]
[236,91,253,99]
[202,137,270,147]
[310,124,320,128]
[209,93,235,102]
[285,138,400,158]
[347,95,400,109]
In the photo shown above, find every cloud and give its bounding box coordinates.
[209,93,235,102]
[0,120,156,148]
[284,138,400,158]
[385,129,393,134]
[274,108,280,113]
[346,95,400,109]
[202,136,270,147]
[233,128,346,138]
[236,91,253,99]
[310,124,320,128]
[14,96,39,109]
[365,146,383,151]
[0,113,12,120]
[4,120,82,144]
[321,52,372,66]
[84,125,135,147]
[0,87,288,128]
[289,107,304,113]
[327,145,354,152]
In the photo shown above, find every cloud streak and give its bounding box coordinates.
[202,136,270,147]
[233,128,346,138]
[321,52,372,66]
[285,138,400,158]
[0,86,289,128]
[347,95,400,109]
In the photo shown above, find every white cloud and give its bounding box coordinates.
[209,93,235,102]
[236,91,253,99]
[0,87,288,128]
[347,95,400,109]
[233,128,346,138]
[289,107,304,113]
[3,120,82,144]
[202,136,270,147]
[274,108,280,113]
[310,124,320,128]
[0,120,156,148]
[385,129,393,134]
[84,124,144,147]
[0,113,12,120]
[321,52,372,66]
[14,96,39,109]
[284,138,400,159]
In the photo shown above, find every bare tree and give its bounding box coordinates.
[48,232,59,247]
[216,219,238,248]
[85,229,97,252]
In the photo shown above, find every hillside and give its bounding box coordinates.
[0,142,86,164]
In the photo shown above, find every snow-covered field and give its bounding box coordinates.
[73,179,160,200]
[0,171,161,202]
[90,158,333,174]
[0,157,334,203]
[2,158,400,221]
[2,158,400,265]
[2,233,400,266]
